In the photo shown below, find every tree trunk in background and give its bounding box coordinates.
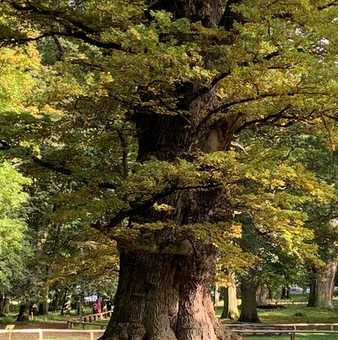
[256,284,270,306]
[268,288,273,300]
[49,289,59,312]
[239,279,260,323]
[16,304,27,321]
[38,285,49,315]
[221,285,239,320]
[307,276,316,307]
[0,294,9,316]
[214,283,221,307]
[308,261,337,309]
[281,286,290,299]
[60,289,69,315]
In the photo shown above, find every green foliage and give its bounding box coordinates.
[0,161,31,290]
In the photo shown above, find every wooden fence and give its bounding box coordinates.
[226,323,338,339]
[67,311,113,328]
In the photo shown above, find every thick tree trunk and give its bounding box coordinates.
[308,261,337,309]
[221,285,239,320]
[238,279,260,323]
[100,249,240,340]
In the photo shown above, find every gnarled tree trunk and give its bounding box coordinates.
[100,108,240,339]
[100,114,240,338]
[308,261,337,309]
[101,249,239,340]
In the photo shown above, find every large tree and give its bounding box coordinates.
[0,1,337,339]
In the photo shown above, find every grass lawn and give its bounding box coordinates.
[216,294,338,324]
[258,304,338,324]
[217,295,338,338]
[0,309,94,324]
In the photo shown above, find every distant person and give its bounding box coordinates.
[96,299,102,313]
[92,302,97,314]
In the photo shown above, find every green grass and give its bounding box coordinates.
[258,304,338,324]
[0,309,95,324]
[217,296,338,339]
[216,295,338,324]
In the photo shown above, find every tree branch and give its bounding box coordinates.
[31,155,73,176]
[0,30,126,50]
[234,105,292,133]
[92,182,222,233]
[2,1,129,51]
[318,1,338,10]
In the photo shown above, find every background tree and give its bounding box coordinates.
[0,162,31,316]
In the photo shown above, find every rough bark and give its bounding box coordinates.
[221,285,239,320]
[308,261,337,309]
[149,0,228,27]
[238,279,260,323]
[103,108,239,338]
[100,249,240,340]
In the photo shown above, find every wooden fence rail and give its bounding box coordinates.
[67,320,106,329]
[67,310,113,328]
[226,322,338,331]
[80,311,113,323]
[233,329,338,339]
[225,323,338,339]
